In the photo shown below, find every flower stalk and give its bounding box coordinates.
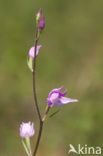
[32,27,42,121]
[42,105,50,122]
[32,27,43,156]
[31,9,45,156]
[20,8,78,156]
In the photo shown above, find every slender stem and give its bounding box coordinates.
[32,27,43,156]
[32,28,41,122]
[32,72,41,121]
[33,106,50,155]
[33,121,43,156]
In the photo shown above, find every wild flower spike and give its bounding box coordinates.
[20,122,35,138]
[36,8,42,23]
[47,87,78,107]
[29,45,42,58]
[38,15,45,31]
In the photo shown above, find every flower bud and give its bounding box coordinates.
[27,45,42,72]
[38,15,45,31]
[29,45,42,58]
[20,122,35,138]
[36,8,42,23]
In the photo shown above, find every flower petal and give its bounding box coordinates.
[20,122,35,138]
[47,98,54,107]
[55,100,63,106]
[59,97,78,104]
[29,45,42,58]
[59,90,67,97]
[49,86,63,97]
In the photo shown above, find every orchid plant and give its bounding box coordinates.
[20,9,78,156]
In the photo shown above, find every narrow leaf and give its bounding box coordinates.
[49,109,60,118]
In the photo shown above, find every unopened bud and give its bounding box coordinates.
[38,15,45,31]
[36,8,42,24]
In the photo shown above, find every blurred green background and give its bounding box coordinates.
[0,0,103,156]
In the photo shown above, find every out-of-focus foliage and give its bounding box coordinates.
[0,0,103,156]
